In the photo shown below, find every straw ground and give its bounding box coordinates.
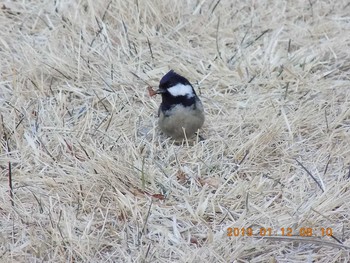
[1,0,350,262]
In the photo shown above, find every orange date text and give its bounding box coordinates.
[227,227,333,237]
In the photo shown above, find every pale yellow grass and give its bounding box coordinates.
[1,0,350,262]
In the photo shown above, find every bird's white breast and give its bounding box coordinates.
[158,102,205,140]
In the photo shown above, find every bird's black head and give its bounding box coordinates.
[157,70,197,111]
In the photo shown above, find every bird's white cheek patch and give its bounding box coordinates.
[168,84,194,98]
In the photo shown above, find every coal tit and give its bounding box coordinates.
[151,70,205,140]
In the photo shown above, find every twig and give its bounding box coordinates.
[288,39,292,54]
[105,112,114,132]
[8,161,13,206]
[331,234,343,244]
[254,29,271,42]
[93,90,109,112]
[130,71,152,86]
[323,155,331,177]
[283,82,289,100]
[215,17,222,60]
[245,29,271,48]
[238,150,249,166]
[263,174,286,188]
[147,37,154,59]
[90,1,112,47]
[1,114,14,206]
[43,62,72,80]
[210,0,221,15]
[324,107,329,133]
[295,159,324,192]
[139,200,153,245]
[37,137,56,161]
[101,0,112,21]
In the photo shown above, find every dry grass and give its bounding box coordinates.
[1,0,350,262]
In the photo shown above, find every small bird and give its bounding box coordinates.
[149,70,205,140]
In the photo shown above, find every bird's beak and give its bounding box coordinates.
[148,86,165,97]
[155,88,166,94]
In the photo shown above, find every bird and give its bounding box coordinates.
[150,70,205,140]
